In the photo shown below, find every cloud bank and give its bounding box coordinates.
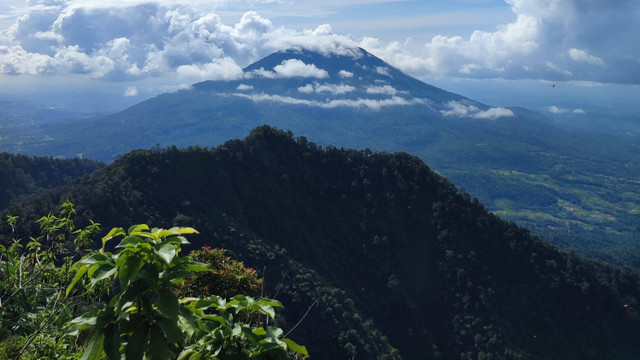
[0,4,358,84]
[360,0,640,84]
[0,0,638,88]
[231,92,428,110]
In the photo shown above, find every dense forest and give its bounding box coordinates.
[0,153,103,209]
[2,126,640,359]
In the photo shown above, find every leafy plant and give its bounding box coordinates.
[0,201,101,359]
[179,247,262,299]
[67,224,308,360]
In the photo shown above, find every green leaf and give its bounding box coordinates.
[128,224,150,235]
[80,253,110,265]
[157,287,179,321]
[156,243,176,264]
[156,316,183,344]
[185,261,212,272]
[178,306,198,337]
[103,323,121,360]
[119,255,142,287]
[118,279,150,311]
[125,321,149,360]
[160,268,192,282]
[90,263,117,283]
[103,227,126,247]
[177,227,199,235]
[66,264,88,296]
[81,330,105,360]
[149,323,169,360]
[266,326,284,340]
[282,338,308,355]
[257,303,276,319]
[116,236,145,248]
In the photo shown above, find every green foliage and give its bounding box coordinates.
[180,247,262,299]
[0,201,102,360]
[67,224,307,360]
[4,126,640,359]
[0,153,103,211]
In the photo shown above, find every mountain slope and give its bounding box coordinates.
[4,126,640,359]
[0,153,104,210]
[2,47,639,264]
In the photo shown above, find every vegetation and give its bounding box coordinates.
[0,153,103,210]
[1,201,307,359]
[3,126,639,359]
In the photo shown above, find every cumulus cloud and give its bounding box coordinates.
[249,59,329,79]
[273,59,328,78]
[1,0,638,86]
[441,101,514,120]
[176,57,243,81]
[360,0,640,84]
[230,92,428,110]
[297,83,314,93]
[0,4,358,83]
[338,70,353,78]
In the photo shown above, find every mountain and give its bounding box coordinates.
[0,153,104,210]
[1,47,639,265]
[3,126,640,359]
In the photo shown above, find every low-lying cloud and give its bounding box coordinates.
[441,101,514,120]
[230,92,428,110]
[249,59,328,79]
[298,82,356,95]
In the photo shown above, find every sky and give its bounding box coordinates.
[0,0,638,118]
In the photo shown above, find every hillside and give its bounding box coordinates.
[0,153,104,210]
[4,126,640,359]
[1,47,638,264]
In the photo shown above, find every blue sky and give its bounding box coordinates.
[0,0,638,118]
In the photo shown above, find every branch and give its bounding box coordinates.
[284,299,318,338]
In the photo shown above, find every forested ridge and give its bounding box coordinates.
[0,152,104,210]
[2,126,640,359]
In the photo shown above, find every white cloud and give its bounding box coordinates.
[360,0,640,84]
[297,82,356,95]
[547,105,566,114]
[440,101,514,120]
[249,59,329,79]
[375,66,390,76]
[338,69,353,78]
[547,105,587,114]
[0,5,358,82]
[230,92,429,110]
[176,57,243,81]
[1,0,639,87]
[124,86,138,96]
[297,83,314,93]
[236,83,253,91]
[568,48,604,66]
[273,59,328,78]
[365,85,406,95]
